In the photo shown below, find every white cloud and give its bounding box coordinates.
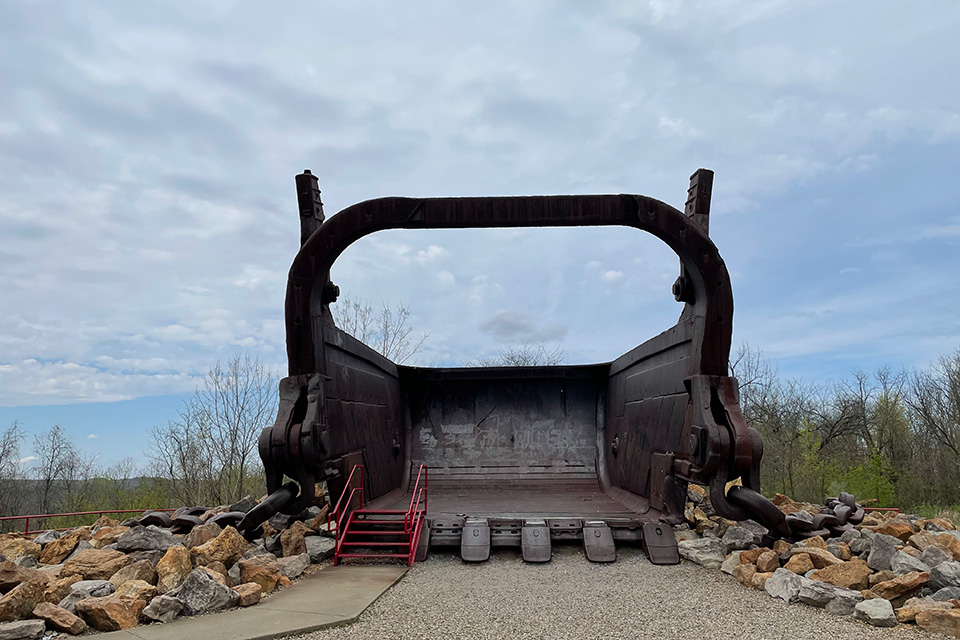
[87,434,98,440]
[601,270,624,283]
[437,270,456,285]
[415,245,449,265]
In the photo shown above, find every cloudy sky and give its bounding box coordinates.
[1,1,958,466]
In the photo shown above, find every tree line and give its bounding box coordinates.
[733,344,960,513]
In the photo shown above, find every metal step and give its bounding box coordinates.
[340,541,410,547]
[641,522,679,565]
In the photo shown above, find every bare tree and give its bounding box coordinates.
[472,341,566,367]
[0,422,24,517]
[332,295,428,364]
[31,425,85,514]
[148,351,277,506]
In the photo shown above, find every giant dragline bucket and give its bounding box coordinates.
[253,168,815,565]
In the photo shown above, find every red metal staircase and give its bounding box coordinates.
[328,464,428,566]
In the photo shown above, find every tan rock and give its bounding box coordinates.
[771,494,820,515]
[75,595,146,631]
[280,528,307,558]
[831,542,852,560]
[232,582,262,606]
[860,515,882,527]
[197,566,229,587]
[307,505,330,531]
[39,531,86,565]
[739,548,768,565]
[43,574,82,604]
[773,539,791,555]
[896,599,953,623]
[688,484,707,501]
[186,522,221,549]
[0,578,46,622]
[261,522,278,539]
[32,601,87,635]
[0,561,44,593]
[278,576,292,587]
[191,526,249,567]
[61,549,132,580]
[92,516,119,528]
[751,571,774,590]
[810,558,874,590]
[869,571,929,601]
[901,545,922,559]
[733,562,756,587]
[802,536,827,550]
[937,534,960,561]
[156,546,192,595]
[784,554,815,575]
[917,609,960,636]
[869,570,896,587]
[799,547,843,569]
[237,556,281,594]
[0,539,40,560]
[115,579,157,602]
[924,518,956,531]
[202,561,230,586]
[876,521,916,542]
[109,559,157,587]
[91,526,129,549]
[756,550,779,573]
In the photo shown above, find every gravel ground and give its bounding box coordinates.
[296,546,939,640]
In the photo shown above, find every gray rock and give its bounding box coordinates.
[63,540,93,563]
[720,551,743,575]
[921,546,951,568]
[839,528,862,543]
[825,544,847,561]
[38,563,63,576]
[674,529,699,543]
[798,579,840,607]
[116,525,185,553]
[31,530,60,545]
[229,496,258,513]
[825,588,863,616]
[687,487,704,504]
[277,553,309,579]
[242,545,275,560]
[702,528,719,539]
[891,549,931,575]
[790,510,814,524]
[264,533,282,555]
[853,598,897,627]
[58,579,116,612]
[228,563,241,586]
[764,568,804,604]
[101,543,118,551]
[804,569,817,578]
[142,594,184,623]
[305,535,335,564]
[131,549,166,567]
[13,555,37,569]
[678,537,726,569]
[866,535,899,571]
[169,568,239,616]
[930,560,960,590]
[849,537,872,555]
[0,620,45,640]
[932,586,960,602]
[721,526,754,554]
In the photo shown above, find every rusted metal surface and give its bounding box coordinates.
[256,168,795,556]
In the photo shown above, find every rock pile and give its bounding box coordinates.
[0,498,335,637]
[678,485,960,636]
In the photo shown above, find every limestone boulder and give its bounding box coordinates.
[57,579,115,613]
[0,562,44,594]
[115,579,157,602]
[895,596,953,622]
[232,582,262,606]
[720,551,742,575]
[854,598,897,627]
[931,561,960,590]
[810,558,874,590]
[875,520,916,542]
[156,546,192,595]
[720,526,755,554]
[191,526,249,568]
[61,548,131,581]
[921,546,952,568]
[756,550,779,573]
[237,556,281,594]
[43,574,81,604]
[115,526,185,553]
[142,594,183,623]
[277,553,309,580]
[917,609,960,636]
[90,526,129,549]
[765,568,803,603]
[109,559,158,588]
[168,568,239,616]
[186,522,221,549]
[0,541,39,562]
[75,594,146,631]
[38,530,89,565]
[0,578,45,622]
[32,601,86,635]
[733,562,756,587]
[0,620,44,640]
[891,550,930,575]
[866,571,928,601]
[678,537,725,569]
[784,554,815,575]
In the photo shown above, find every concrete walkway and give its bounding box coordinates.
[99,565,408,640]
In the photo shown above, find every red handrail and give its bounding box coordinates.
[328,464,364,538]
[0,508,178,535]
[404,465,428,533]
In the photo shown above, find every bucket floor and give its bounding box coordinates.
[370,480,638,519]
